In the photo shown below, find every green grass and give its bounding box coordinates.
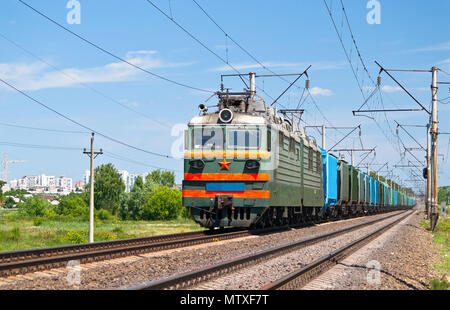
[420,212,450,290]
[0,209,204,252]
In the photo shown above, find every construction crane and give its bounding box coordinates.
[2,154,27,183]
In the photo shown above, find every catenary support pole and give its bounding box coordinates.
[430,67,439,231]
[83,133,103,243]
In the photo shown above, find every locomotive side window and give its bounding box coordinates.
[227,129,260,149]
[192,126,224,150]
[308,148,313,170]
[289,138,295,153]
[316,152,321,172]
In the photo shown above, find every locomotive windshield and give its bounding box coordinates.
[189,126,262,150]
[192,126,224,150]
[227,129,260,149]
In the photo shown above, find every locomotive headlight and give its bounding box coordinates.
[245,160,260,170]
[189,160,205,169]
[219,108,233,123]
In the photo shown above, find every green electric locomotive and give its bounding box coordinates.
[182,73,324,228]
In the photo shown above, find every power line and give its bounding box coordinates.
[104,151,181,173]
[0,121,88,134]
[0,141,80,151]
[17,0,212,94]
[143,0,280,102]
[0,32,170,129]
[0,140,179,173]
[191,0,305,88]
[0,77,173,159]
[323,0,400,153]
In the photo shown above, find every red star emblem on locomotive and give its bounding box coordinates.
[218,159,231,170]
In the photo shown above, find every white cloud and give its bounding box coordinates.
[409,42,450,52]
[361,85,403,93]
[309,87,333,96]
[381,85,402,93]
[0,50,195,91]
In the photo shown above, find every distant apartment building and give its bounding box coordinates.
[73,181,85,191]
[84,169,149,193]
[9,174,73,194]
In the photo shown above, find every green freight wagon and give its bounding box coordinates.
[338,160,350,205]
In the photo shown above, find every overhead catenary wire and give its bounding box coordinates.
[0,77,173,159]
[190,0,340,133]
[143,0,283,102]
[323,0,410,182]
[17,0,213,94]
[191,0,308,88]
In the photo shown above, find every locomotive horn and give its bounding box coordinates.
[198,104,208,112]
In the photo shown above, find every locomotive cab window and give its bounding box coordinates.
[192,126,224,150]
[227,129,260,149]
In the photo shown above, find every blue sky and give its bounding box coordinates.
[1,0,449,193]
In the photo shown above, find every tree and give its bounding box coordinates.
[142,186,182,220]
[147,170,162,185]
[119,177,158,220]
[57,193,89,219]
[3,196,15,209]
[160,171,175,187]
[18,196,54,217]
[85,163,125,214]
[146,169,175,187]
[119,190,145,220]
[132,176,144,192]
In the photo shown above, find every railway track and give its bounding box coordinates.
[130,210,411,290]
[260,210,413,290]
[0,227,249,277]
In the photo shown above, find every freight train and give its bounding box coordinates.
[182,73,416,229]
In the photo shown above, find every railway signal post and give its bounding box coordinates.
[83,133,103,243]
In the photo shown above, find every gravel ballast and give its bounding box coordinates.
[0,209,432,290]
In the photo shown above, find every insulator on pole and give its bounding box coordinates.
[305,79,310,89]
[377,75,381,86]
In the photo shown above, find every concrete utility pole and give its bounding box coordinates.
[430,67,439,230]
[426,122,432,219]
[83,133,103,243]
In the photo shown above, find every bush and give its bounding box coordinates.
[430,278,449,290]
[56,193,89,219]
[65,231,87,244]
[33,218,44,226]
[96,208,111,221]
[18,196,53,218]
[142,186,182,220]
[3,197,16,209]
